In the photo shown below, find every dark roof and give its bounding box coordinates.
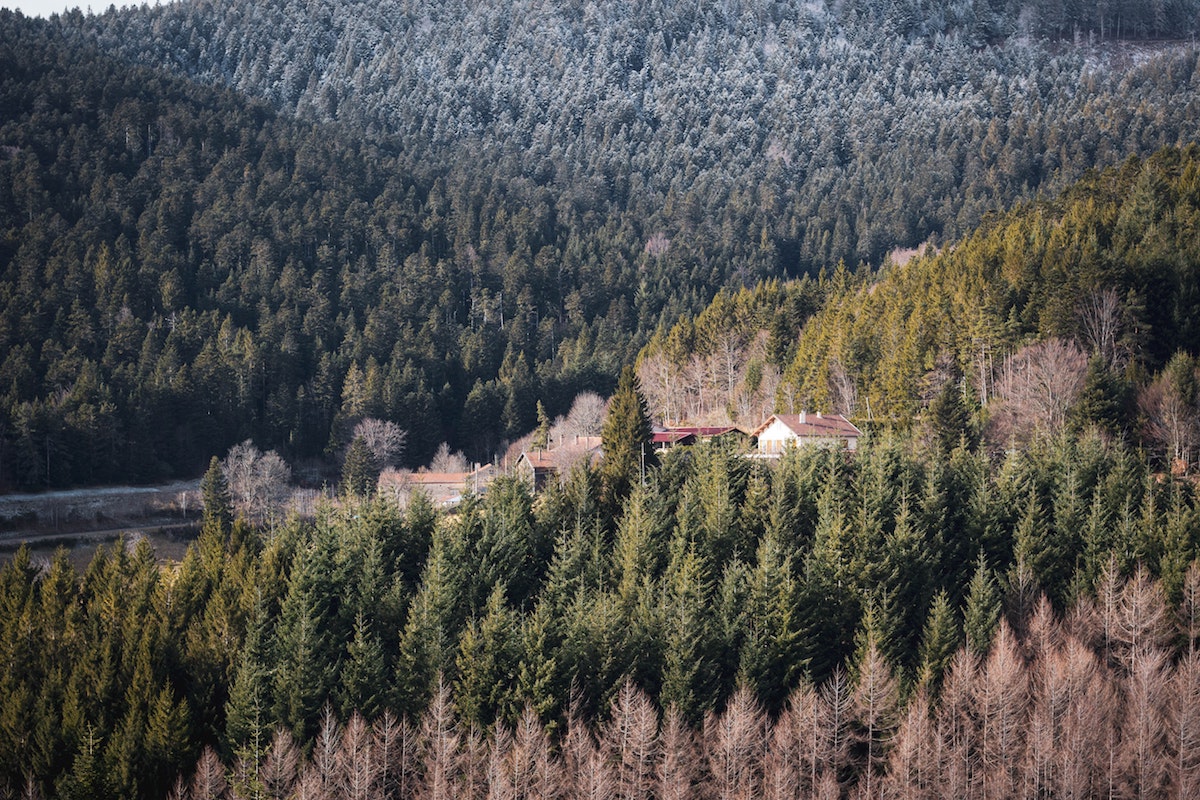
[663,426,745,438]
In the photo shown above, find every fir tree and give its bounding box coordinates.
[964,553,1002,655]
[201,456,233,536]
[600,366,656,513]
[531,401,552,451]
[341,436,380,498]
[339,611,388,721]
[916,589,960,695]
[929,378,975,454]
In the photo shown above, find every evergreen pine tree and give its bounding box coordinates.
[454,583,521,727]
[916,589,960,694]
[659,540,715,723]
[200,455,233,536]
[964,553,1001,655]
[531,401,552,451]
[600,365,656,513]
[55,725,111,800]
[224,594,272,759]
[341,436,380,498]
[929,378,975,453]
[339,611,388,721]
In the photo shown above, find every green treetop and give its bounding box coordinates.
[600,366,657,513]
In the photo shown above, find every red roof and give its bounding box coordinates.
[663,426,744,438]
[752,413,861,439]
[520,451,559,471]
[652,431,695,445]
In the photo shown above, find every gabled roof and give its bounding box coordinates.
[752,413,861,439]
[652,431,697,445]
[518,439,603,475]
[519,450,559,472]
[663,425,746,438]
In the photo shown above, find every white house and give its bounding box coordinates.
[751,412,861,455]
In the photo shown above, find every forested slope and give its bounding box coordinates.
[638,145,1200,455]
[5,1,1200,489]
[0,13,644,489]
[66,0,1200,271]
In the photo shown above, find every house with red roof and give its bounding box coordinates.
[516,436,603,491]
[378,464,496,507]
[751,412,861,455]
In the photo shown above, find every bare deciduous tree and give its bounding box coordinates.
[975,621,1028,800]
[851,642,899,799]
[935,650,979,799]
[1078,287,1129,368]
[190,746,228,800]
[261,728,300,800]
[827,357,859,417]
[488,721,517,800]
[775,683,830,799]
[505,706,560,800]
[1121,645,1171,800]
[429,442,469,473]
[459,725,488,800]
[988,337,1087,444]
[603,683,658,800]
[705,686,766,800]
[1139,369,1198,471]
[883,688,934,800]
[1117,566,1171,673]
[352,418,407,470]
[562,391,609,438]
[309,705,342,800]
[1170,652,1200,800]
[374,710,418,800]
[222,440,292,521]
[656,708,698,800]
[340,712,378,800]
[564,710,614,800]
[637,353,679,427]
[417,680,460,800]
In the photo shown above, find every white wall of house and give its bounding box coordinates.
[755,416,858,454]
[757,418,796,454]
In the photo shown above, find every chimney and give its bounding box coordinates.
[799,410,806,424]
[816,411,822,418]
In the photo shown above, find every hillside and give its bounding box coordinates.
[5,3,1200,796]
[638,145,1200,457]
[0,12,639,489]
[3,3,1200,489]
[65,0,1200,272]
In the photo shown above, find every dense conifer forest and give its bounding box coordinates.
[6,431,1200,798]
[4,1,1200,486]
[4,0,1200,797]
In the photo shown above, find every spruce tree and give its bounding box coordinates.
[339,612,387,720]
[600,366,656,513]
[929,379,975,454]
[916,589,960,694]
[964,553,1001,655]
[341,436,380,498]
[531,401,552,451]
[224,595,271,760]
[200,456,233,536]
